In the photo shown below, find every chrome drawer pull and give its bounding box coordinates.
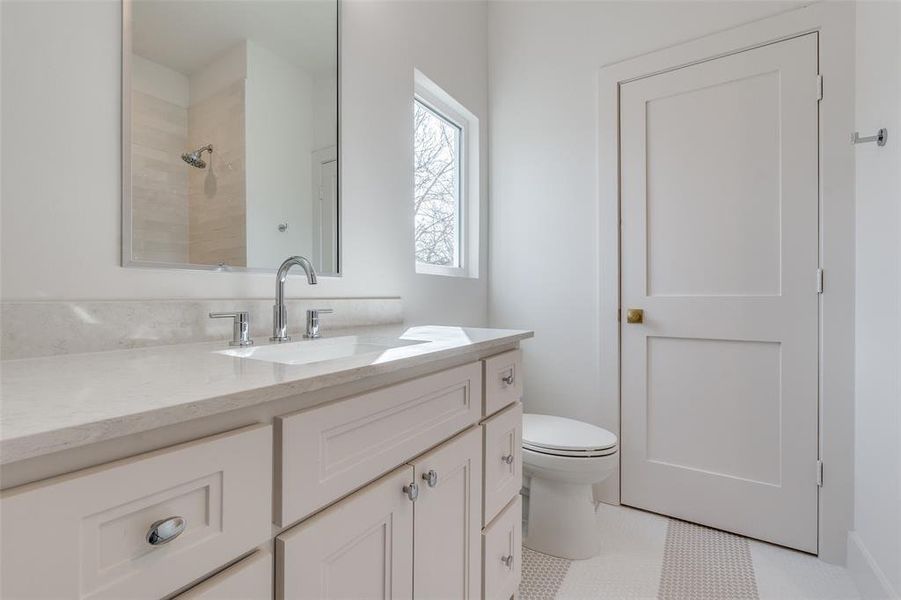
[501,454,514,465]
[501,554,514,568]
[501,373,515,386]
[146,516,186,546]
[422,469,439,488]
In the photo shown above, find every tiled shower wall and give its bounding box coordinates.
[187,80,247,267]
[130,90,190,263]
[130,74,247,267]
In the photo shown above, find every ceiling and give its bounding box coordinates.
[132,0,337,76]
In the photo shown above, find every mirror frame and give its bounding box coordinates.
[120,0,341,276]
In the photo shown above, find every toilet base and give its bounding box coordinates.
[523,477,601,559]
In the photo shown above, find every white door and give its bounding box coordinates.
[411,427,482,600]
[312,151,338,274]
[276,466,414,599]
[620,33,820,553]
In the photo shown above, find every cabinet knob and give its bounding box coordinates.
[501,554,514,569]
[146,516,186,546]
[501,373,515,386]
[403,482,419,502]
[422,469,439,488]
[501,454,514,465]
[626,308,644,324]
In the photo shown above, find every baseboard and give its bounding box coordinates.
[847,531,900,600]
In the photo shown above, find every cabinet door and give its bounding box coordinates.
[411,427,483,600]
[276,466,414,600]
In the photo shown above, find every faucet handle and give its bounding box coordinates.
[209,311,254,347]
[304,308,334,339]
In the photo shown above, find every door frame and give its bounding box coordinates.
[597,3,855,564]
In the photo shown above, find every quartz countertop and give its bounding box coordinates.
[0,325,532,464]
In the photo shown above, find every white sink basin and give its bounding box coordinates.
[215,335,427,366]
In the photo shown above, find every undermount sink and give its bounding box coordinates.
[215,335,427,366]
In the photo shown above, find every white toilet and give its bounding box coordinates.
[522,414,618,559]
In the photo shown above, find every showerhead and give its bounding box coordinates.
[181,144,213,169]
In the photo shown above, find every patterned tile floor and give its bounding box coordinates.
[520,504,860,600]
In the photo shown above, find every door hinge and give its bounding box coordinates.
[817,74,823,101]
[817,268,824,294]
[816,460,824,487]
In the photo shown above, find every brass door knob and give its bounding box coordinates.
[626,309,644,324]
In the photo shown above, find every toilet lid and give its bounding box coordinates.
[523,414,617,453]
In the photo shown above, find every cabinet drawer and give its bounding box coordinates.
[482,495,523,600]
[276,362,481,526]
[175,549,272,600]
[483,350,523,417]
[0,425,272,600]
[483,401,523,526]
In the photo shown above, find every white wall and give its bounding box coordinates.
[849,1,901,596]
[0,0,488,328]
[188,41,246,106]
[487,0,804,441]
[131,54,188,107]
[313,71,338,150]
[245,40,315,267]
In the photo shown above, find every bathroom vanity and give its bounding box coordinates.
[0,325,531,599]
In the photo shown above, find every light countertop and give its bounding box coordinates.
[0,325,532,465]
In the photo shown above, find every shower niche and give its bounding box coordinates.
[122,0,339,274]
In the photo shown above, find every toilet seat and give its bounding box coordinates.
[523,414,618,457]
[522,443,617,458]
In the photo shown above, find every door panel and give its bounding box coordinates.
[620,33,819,552]
[276,466,414,600]
[411,427,482,600]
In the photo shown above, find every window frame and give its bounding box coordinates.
[413,71,478,278]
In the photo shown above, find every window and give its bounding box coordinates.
[413,70,478,277]
[414,99,461,268]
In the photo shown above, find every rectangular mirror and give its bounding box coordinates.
[122,0,339,275]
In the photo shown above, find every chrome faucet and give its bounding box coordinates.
[271,256,318,342]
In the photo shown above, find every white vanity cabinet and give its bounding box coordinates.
[0,342,527,600]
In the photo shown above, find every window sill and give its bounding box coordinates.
[415,263,476,279]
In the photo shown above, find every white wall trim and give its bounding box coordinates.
[847,532,901,600]
[598,2,855,564]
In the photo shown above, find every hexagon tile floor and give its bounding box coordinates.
[519,504,861,600]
